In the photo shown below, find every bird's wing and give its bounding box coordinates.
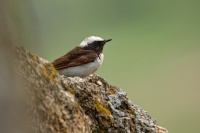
[52,47,99,70]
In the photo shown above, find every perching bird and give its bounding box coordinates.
[52,36,112,78]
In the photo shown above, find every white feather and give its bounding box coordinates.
[58,53,104,78]
[79,36,104,47]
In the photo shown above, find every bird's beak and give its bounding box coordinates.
[104,39,112,43]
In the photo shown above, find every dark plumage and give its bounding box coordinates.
[52,47,98,70]
[52,36,112,77]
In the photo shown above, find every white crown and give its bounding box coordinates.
[79,36,104,47]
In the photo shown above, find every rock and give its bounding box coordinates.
[15,45,168,133]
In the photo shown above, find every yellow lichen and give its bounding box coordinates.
[41,67,48,78]
[49,72,56,83]
[130,114,135,118]
[67,86,74,94]
[40,62,58,83]
[32,60,39,66]
[94,99,111,116]
[126,108,135,119]
[50,64,56,71]
[44,62,56,71]
[130,108,135,113]
[31,53,39,60]
[108,90,115,95]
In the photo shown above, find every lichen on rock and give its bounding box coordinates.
[63,75,168,133]
[15,45,168,133]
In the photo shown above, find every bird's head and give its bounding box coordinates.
[79,36,112,53]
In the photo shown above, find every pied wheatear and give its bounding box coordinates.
[52,36,112,78]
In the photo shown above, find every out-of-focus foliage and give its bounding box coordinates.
[4,0,200,132]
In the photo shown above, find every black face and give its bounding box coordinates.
[86,39,112,53]
[91,41,104,50]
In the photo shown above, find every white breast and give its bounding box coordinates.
[58,53,104,78]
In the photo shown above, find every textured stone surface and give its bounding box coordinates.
[64,76,167,133]
[16,45,168,133]
[16,46,91,133]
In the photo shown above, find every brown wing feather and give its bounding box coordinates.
[52,46,98,70]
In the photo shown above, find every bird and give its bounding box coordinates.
[52,36,112,78]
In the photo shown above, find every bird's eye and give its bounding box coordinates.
[94,41,98,45]
[93,41,99,48]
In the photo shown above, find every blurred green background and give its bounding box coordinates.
[7,0,200,132]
